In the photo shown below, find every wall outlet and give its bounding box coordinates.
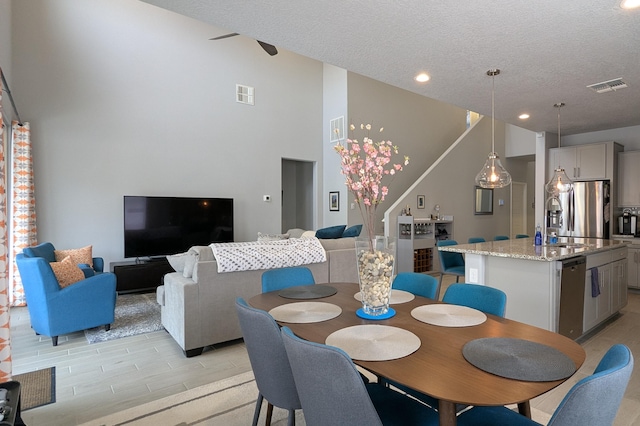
[263,195,271,202]
[469,268,479,283]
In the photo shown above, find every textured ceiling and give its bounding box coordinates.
[141,0,640,136]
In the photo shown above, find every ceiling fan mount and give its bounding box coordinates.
[210,33,278,56]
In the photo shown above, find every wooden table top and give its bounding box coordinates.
[248,282,586,424]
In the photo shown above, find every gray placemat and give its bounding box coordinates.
[278,284,337,299]
[462,337,576,382]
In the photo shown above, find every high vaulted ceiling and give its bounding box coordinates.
[141,0,640,136]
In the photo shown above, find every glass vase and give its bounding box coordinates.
[355,235,396,316]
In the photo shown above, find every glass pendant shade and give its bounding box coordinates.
[475,69,511,189]
[545,102,573,195]
[546,167,573,195]
[475,152,512,188]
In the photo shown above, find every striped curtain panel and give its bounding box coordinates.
[10,121,36,307]
[0,82,12,381]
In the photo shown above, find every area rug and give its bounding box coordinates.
[12,367,56,410]
[79,371,552,426]
[84,293,163,344]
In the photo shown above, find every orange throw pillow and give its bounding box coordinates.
[54,245,93,268]
[50,256,85,288]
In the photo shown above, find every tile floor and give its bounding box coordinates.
[10,279,640,425]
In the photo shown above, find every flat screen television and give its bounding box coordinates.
[124,196,234,259]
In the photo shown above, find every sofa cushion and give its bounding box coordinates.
[319,237,356,251]
[316,225,346,239]
[55,245,93,268]
[342,224,363,238]
[286,228,307,239]
[257,232,290,241]
[50,256,86,288]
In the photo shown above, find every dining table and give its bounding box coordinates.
[248,282,586,426]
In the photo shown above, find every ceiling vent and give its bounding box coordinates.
[587,78,628,93]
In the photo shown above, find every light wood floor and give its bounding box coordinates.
[10,278,640,426]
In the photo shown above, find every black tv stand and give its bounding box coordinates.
[110,258,174,294]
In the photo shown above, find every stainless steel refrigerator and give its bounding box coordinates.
[557,180,610,239]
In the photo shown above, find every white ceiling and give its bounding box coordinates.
[141,0,640,136]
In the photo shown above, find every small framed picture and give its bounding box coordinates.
[417,195,425,209]
[329,191,340,211]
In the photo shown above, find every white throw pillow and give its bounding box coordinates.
[166,252,188,273]
[301,230,316,238]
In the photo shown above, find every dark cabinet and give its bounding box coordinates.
[110,259,174,294]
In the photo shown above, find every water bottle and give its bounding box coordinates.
[535,224,542,246]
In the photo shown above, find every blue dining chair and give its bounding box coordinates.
[468,237,486,244]
[494,235,509,241]
[456,344,634,426]
[437,240,465,297]
[261,266,315,293]
[280,326,439,426]
[443,283,507,317]
[235,298,301,426]
[392,272,439,300]
[515,234,530,239]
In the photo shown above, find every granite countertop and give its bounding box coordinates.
[439,237,627,262]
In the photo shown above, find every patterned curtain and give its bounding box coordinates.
[10,122,36,307]
[0,79,12,381]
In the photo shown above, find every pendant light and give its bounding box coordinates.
[545,103,573,195]
[475,69,512,188]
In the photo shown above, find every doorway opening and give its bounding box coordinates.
[281,159,316,232]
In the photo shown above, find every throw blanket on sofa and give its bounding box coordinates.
[210,237,327,273]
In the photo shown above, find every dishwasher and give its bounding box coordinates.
[558,256,586,339]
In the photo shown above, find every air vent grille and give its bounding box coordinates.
[236,84,255,105]
[587,78,628,93]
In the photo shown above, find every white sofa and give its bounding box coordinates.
[156,237,358,357]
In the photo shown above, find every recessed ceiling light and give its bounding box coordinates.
[415,73,430,83]
[518,113,530,120]
[621,0,640,9]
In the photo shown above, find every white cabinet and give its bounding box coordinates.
[584,263,611,333]
[548,143,607,181]
[611,258,628,313]
[617,151,640,207]
[627,246,640,289]
[583,247,628,333]
[610,236,640,289]
[397,216,453,273]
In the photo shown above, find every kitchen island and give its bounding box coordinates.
[439,237,628,338]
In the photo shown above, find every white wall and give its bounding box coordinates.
[10,0,323,265]
[322,64,348,227]
[561,125,640,151]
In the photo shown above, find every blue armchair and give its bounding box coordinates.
[22,242,104,277]
[16,250,117,346]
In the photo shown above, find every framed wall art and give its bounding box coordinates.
[329,191,340,211]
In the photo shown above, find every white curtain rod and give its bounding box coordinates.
[0,68,23,126]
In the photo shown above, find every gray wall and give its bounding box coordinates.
[10,0,323,265]
[346,73,469,235]
[0,0,12,123]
